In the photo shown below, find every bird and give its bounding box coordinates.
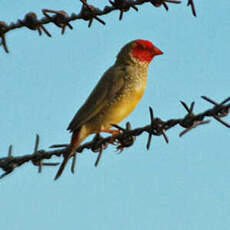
[54,39,163,180]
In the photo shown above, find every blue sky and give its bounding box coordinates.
[0,0,230,229]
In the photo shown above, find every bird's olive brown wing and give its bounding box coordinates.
[67,66,125,132]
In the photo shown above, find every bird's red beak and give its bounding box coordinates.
[152,45,163,56]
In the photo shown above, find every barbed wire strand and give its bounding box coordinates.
[0,96,229,180]
[0,0,196,53]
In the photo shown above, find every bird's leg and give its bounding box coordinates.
[100,129,121,135]
[100,129,122,144]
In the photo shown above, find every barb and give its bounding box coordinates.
[201,96,230,128]
[42,9,73,35]
[147,106,169,150]
[0,96,229,179]
[149,0,181,11]
[18,13,51,37]
[0,22,9,53]
[94,148,103,167]
[109,0,138,21]
[80,0,106,27]
[0,0,195,53]
[187,0,196,16]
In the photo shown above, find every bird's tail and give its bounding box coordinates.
[54,127,87,180]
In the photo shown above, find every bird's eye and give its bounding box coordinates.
[140,46,147,50]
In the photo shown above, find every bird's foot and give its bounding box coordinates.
[100,129,121,144]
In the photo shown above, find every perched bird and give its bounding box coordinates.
[55,39,163,180]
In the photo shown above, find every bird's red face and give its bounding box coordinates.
[131,39,163,63]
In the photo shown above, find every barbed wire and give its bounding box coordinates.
[0,0,196,53]
[0,96,229,180]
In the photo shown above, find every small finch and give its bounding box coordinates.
[55,39,163,180]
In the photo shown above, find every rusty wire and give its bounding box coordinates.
[0,0,196,53]
[0,96,229,180]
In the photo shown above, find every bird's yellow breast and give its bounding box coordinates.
[86,77,147,133]
[107,82,146,123]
